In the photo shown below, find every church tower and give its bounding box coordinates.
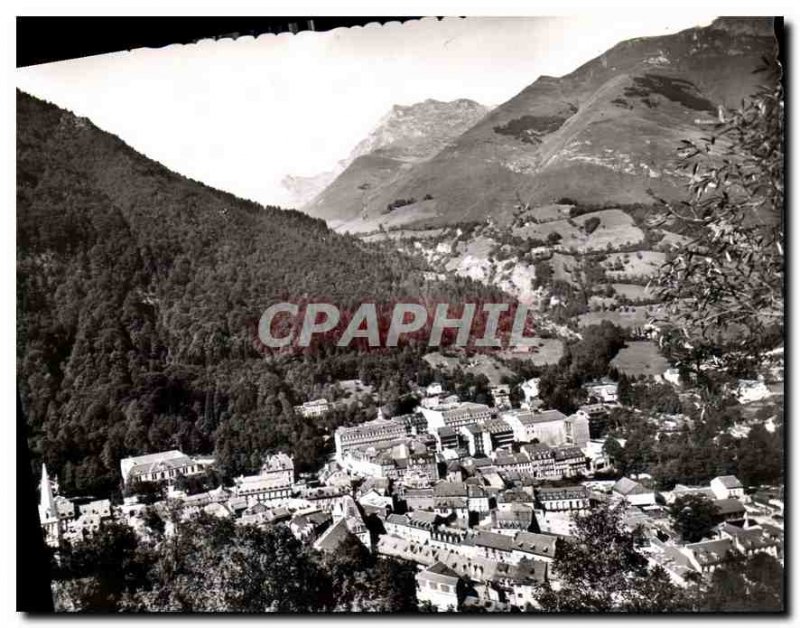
[38,464,61,547]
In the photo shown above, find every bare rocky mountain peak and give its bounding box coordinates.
[304,17,778,230]
[282,98,489,208]
[347,97,490,161]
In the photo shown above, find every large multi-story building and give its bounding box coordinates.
[504,410,568,445]
[553,446,587,478]
[492,443,585,481]
[520,443,559,479]
[436,426,461,452]
[416,562,464,611]
[576,404,610,439]
[564,413,591,448]
[259,452,295,486]
[231,451,296,504]
[233,473,293,504]
[420,402,493,433]
[482,418,515,451]
[334,417,407,460]
[460,424,485,457]
[339,447,394,477]
[535,486,591,512]
[710,475,745,500]
[120,450,204,486]
[393,413,429,436]
[385,511,440,544]
[494,451,534,476]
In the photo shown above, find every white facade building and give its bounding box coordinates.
[120,450,203,486]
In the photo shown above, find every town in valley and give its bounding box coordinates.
[38,366,784,612]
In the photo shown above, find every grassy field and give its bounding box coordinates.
[521,203,573,223]
[512,209,644,253]
[334,198,440,234]
[423,351,514,385]
[497,338,565,366]
[361,227,446,242]
[610,341,669,377]
[656,230,691,251]
[576,304,665,329]
[604,250,666,280]
[611,283,656,301]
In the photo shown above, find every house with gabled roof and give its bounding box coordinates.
[612,477,656,506]
[681,538,735,574]
[713,498,747,522]
[711,475,744,500]
[416,562,464,611]
[719,523,781,559]
[289,509,331,542]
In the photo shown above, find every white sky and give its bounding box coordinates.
[17,15,717,207]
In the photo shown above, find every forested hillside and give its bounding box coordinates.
[17,91,498,496]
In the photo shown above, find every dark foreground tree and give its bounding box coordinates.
[535,503,690,612]
[319,533,418,612]
[669,494,720,543]
[52,512,418,612]
[121,514,331,612]
[52,522,154,612]
[697,551,784,612]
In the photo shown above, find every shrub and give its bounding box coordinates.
[584,216,601,235]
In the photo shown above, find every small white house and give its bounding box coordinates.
[521,378,541,405]
[663,368,681,386]
[426,382,444,397]
[585,379,618,404]
[736,379,771,403]
[416,562,463,611]
[711,475,745,500]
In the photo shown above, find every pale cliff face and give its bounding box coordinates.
[283,98,489,208]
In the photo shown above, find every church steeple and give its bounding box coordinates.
[38,463,63,547]
[38,463,56,522]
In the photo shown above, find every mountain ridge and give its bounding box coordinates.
[17,90,500,495]
[307,17,778,231]
[283,98,489,208]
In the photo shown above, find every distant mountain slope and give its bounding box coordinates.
[296,98,489,218]
[17,91,493,495]
[310,17,777,230]
[281,170,339,209]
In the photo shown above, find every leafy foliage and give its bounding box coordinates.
[53,514,418,612]
[696,551,784,612]
[52,521,151,612]
[505,321,625,415]
[536,503,689,612]
[668,494,720,543]
[655,70,783,380]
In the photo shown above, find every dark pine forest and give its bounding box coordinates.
[16,91,500,496]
